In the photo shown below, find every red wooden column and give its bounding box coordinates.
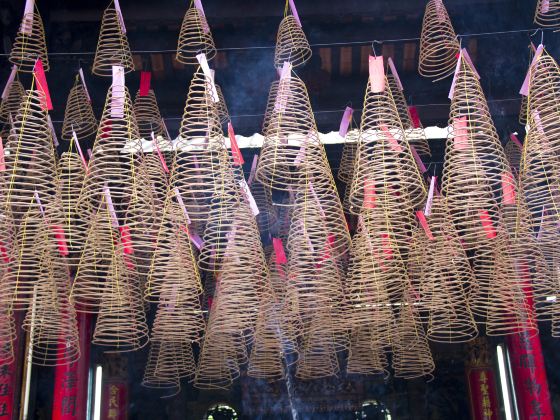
[0,312,24,420]
[465,338,500,420]
[506,330,553,420]
[52,312,92,420]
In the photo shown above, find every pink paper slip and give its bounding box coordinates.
[247,154,258,185]
[416,211,434,240]
[103,185,120,228]
[1,66,17,100]
[388,58,403,90]
[33,59,53,111]
[448,52,463,100]
[501,171,516,205]
[520,44,544,96]
[369,56,385,93]
[424,176,437,216]
[239,180,259,216]
[174,187,191,224]
[288,0,302,27]
[193,0,210,33]
[339,106,353,137]
[111,66,125,118]
[380,124,403,153]
[452,116,469,151]
[363,179,377,209]
[509,133,523,150]
[0,138,6,172]
[78,68,92,102]
[228,122,244,166]
[72,131,89,174]
[273,238,288,264]
[151,132,170,173]
[196,53,219,102]
[410,145,427,173]
[478,209,497,239]
[114,0,127,33]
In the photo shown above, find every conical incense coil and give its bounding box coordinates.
[142,340,181,392]
[61,77,98,140]
[78,85,141,212]
[3,90,59,218]
[534,0,560,27]
[348,75,426,215]
[92,2,134,77]
[139,152,169,219]
[0,210,17,282]
[215,84,230,125]
[519,94,528,126]
[170,69,230,224]
[176,7,216,65]
[274,15,311,69]
[0,304,16,364]
[392,289,435,380]
[93,243,149,352]
[70,206,118,313]
[337,129,359,184]
[257,74,332,191]
[0,79,25,123]
[57,152,88,267]
[344,214,401,345]
[154,339,196,380]
[387,72,431,158]
[471,231,538,336]
[23,243,80,367]
[247,288,286,381]
[133,89,166,140]
[418,0,460,80]
[295,311,340,380]
[262,80,279,136]
[346,327,389,377]
[504,139,522,175]
[9,8,49,73]
[250,180,277,233]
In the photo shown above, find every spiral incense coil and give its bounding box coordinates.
[133,89,166,140]
[295,311,340,380]
[0,306,16,364]
[534,0,560,27]
[471,231,538,337]
[504,139,522,175]
[387,73,431,158]
[337,129,359,184]
[262,80,279,136]
[57,152,88,267]
[0,80,25,124]
[93,243,149,352]
[9,9,49,73]
[250,180,277,233]
[0,210,17,283]
[392,297,435,379]
[348,76,426,216]
[92,2,134,77]
[274,15,311,69]
[23,245,80,367]
[176,7,216,65]
[519,94,528,126]
[142,340,181,393]
[344,214,401,345]
[215,84,230,125]
[61,77,98,140]
[139,152,170,217]
[346,327,389,377]
[78,85,141,212]
[3,90,59,218]
[418,0,460,80]
[247,289,286,381]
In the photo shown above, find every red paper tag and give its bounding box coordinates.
[509,133,523,150]
[416,211,434,240]
[408,106,421,128]
[101,121,112,138]
[501,171,516,205]
[151,132,169,173]
[33,59,53,111]
[478,209,497,239]
[363,179,376,209]
[368,56,385,93]
[50,225,69,256]
[0,243,10,263]
[272,238,288,264]
[381,233,393,259]
[139,71,151,96]
[380,124,403,153]
[227,122,244,166]
[119,225,134,255]
[453,116,469,150]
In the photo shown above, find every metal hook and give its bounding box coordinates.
[456,34,462,49]
[372,40,382,57]
[529,28,544,46]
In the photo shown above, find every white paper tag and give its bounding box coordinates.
[239,179,260,216]
[78,68,91,102]
[196,53,219,103]
[1,66,17,100]
[113,0,127,34]
[111,66,125,118]
[21,0,35,34]
[47,115,59,147]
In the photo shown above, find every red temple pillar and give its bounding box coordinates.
[0,312,24,420]
[101,353,129,420]
[506,330,553,420]
[465,338,500,420]
[52,312,92,420]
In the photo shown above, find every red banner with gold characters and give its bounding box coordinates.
[0,313,23,420]
[507,331,553,420]
[467,368,499,420]
[101,381,128,420]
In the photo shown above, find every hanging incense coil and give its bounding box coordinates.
[170,68,231,225]
[471,230,538,336]
[92,242,149,352]
[0,301,16,364]
[2,90,59,218]
[337,129,359,184]
[70,206,118,313]
[0,79,25,124]
[57,152,88,267]
[0,210,17,283]
[9,8,49,73]
[154,339,196,380]
[78,84,141,212]
[504,139,522,175]
[519,94,528,126]
[274,15,311,69]
[387,70,431,158]
[215,84,230,125]
[250,180,277,234]
[262,80,279,136]
[61,76,98,140]
[133,89,166,140]
[140,151,170,216]
[534,0,560,27]
[346,327,389,377]
[418,0,460,80]
[176,7,216,65]
[92,2,134,77]
[348,74,426,217]
[142,340,181,392]
[392,287,435,379]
